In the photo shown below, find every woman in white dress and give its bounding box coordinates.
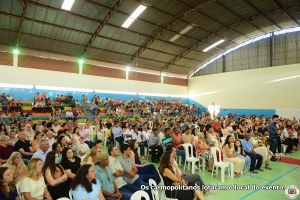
[72,127,90,157]
[19,158,52,200]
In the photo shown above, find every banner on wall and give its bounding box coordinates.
[208,105,220,118]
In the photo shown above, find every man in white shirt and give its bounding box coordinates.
[24,124,35,142]
[44,129,55,151]
[123,124,133,143]
[66,109,74,122]
[132,127,145,160]
[31,138,49,164]
[166,145,216,196]
[52,120,61,134]
[141,124,150,142]
[112,122,124,145]
[37,120,44,131]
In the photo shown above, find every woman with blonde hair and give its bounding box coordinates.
[5,152,27,184]
[19,158,52,200]
[83,146,101,165]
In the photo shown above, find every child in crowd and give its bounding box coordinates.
[234,139,251,173]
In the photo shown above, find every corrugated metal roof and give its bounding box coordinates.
[0,0,298,75]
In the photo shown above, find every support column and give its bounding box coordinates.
[126,66,130,80]
[13,52,18,67]
[270,32,273,67]
[79,64,82,74]
[161,74,164,84]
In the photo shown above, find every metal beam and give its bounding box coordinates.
[0,27,192,69]
[127,0,214,66]
[0,11,203,64]
[82,0,225,51]
[174,0,249,40]
[271,0,300,26]
[161,5,300,73]
[131,0,235,46]
[215,2,266,34]
[16,0,28,47]
[244,1,282,30]
[81,0,124,57]
[24,0,211,57]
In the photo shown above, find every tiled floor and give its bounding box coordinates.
[102,145,300,200]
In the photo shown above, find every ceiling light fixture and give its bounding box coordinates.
[61,0,75,11]
[203,39,225,52]
[122,5,147,28]
[170,25,193,42]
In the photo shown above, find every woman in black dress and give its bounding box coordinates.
[158,151,205,200]
[60,147,82,185]
[42,151,70,199]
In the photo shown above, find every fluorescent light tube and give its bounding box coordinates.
[95,90,137,95]
[36,85,93,92]
[122,5,147,28]
[61,0,75,11]
[170,35,180,42]
[180,25,193,34]
[0,83,33,89]
[130,5,147,19]
[170,25,193,42]
[122,18,135,28]
[138,93,169,97]
[203,39,225,52]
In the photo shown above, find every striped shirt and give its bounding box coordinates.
[162,135,172,151]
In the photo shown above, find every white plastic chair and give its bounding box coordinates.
[211,147,230,182]
[195,153,206,171]
[96,129,105,141]
[88,125,96,141]
[182,143,200,174]
[157,171,178,200]
[69,189,73,200]
[224,161,234,178]
[149,179,159,200]
[282,144,288,153]
[114,139,120,149]
[221,137,226,145]
[16,181,23,200]
[149,121,153,130]
[130,191,150,200]
[175,155,182,166]
[211,138,219,147]
[146,139,158,160]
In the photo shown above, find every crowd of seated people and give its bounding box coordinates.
[0,100,299,200]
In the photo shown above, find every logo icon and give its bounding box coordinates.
[285,185,299,199]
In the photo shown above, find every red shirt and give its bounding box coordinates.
[0,145,15,161]
[172,134,183,149]
[212,123,221,133]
